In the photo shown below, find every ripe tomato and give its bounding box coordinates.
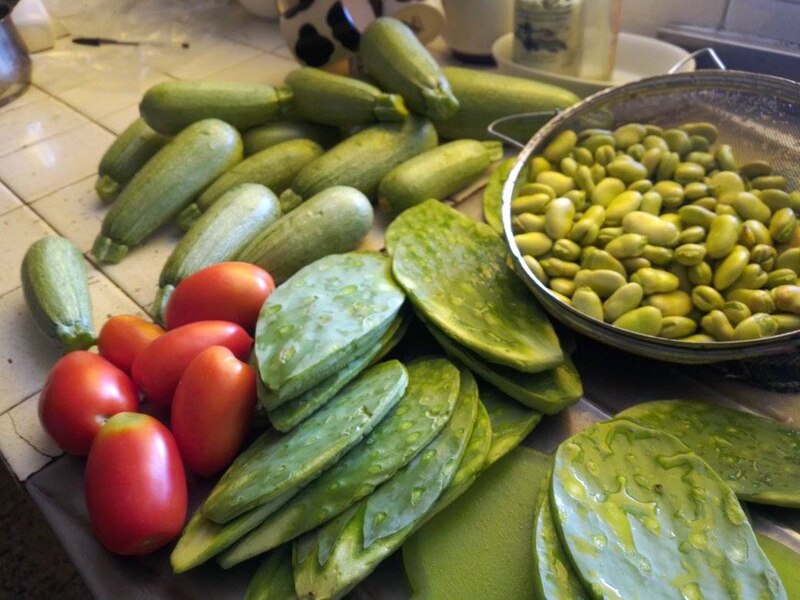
[164,262,275,333]
[38,351,139,456]
[85,412,187,555]
[97,314,165,374]
[171,346,257,477]
[131,320,252,406]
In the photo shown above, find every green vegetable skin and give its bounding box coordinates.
[533,470,589,600]
[242,121,340,155]
[254,251,405,403]
[152,183,281,323]
[386,200,563,373]
[551,419,786,599]
[266,314,407,432]
[480,385,542,467]
[756,534,800,600]
[218,358,461,568]
[95,117,169,202]
[21,236,96,352]
[244,545,297,600]
[292,369,479,600]
[201,360,408,524]
[403,447,552,600]
[91,118,243,264]
[483,158,516,235]
[617,399,800,508]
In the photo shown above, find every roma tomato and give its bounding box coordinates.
[164,262,275,333]
[39,351,139,456]
[97,314,165,374]
[85,412,187,555]
[131,320,252,406]
[171,346,257,477]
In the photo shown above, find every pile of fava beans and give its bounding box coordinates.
[511,121,800,342]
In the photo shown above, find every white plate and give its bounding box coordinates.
[492,32,694,97]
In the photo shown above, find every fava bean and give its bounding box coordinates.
[552,238,582,261]
[700,310,735,341]
[688,135,711,152]
[591,177,626,206]
[685,152,715,171]
[663,129,692,156]
[514,232,552,257]
[523,255,548,284]
[640,147,662,178]
[739,219,772,247]
[573,146,594,166]
[513,213,545,233]
[765,268,797,289]
[674,162,706,184]
[674,243,706,266]
[543,130,577,163]
[597,226,625,247]
[678,204,715,229]
[679,122,718,144]
[550,277,576,297]
[530,156,551,178]
[560,156,578,177]
[573,269,627,298]
[628,179,654,194]
[613,306,662,336]
[643,134,669,152]
[692,285,725,312]
[688,262,713,286]
[622,211,680,247]
[692,197,718,211]
[639,190,663,215]
[550,290,572,305]
[568,219,600,245]
[726,288,775,314]
[751,244,778,272]
[653,180,684,208]
[613,123,646,148]
[773,313,800,333]
[605,232,647,259]
[605,191,644,225]
[715,203,737,216]
[758,188,793,212]
[772,285,800,314]
[583,249,627,277]
[574,165,595,194]
[594,144,617,166]
[678,226,706,244]
[544,197,575,239]
[655,151,680,181]
[713,244,750,290]
[541,257,581,279]
[590,163,607,184]
[536,171,575,196]
[641,244,674,266]
[683,182,709,201]
[732,192,771,223]
[607,158,648,183]
[621,257,651,273]
[733,313,778,340]
[706,213,742,259]
[511,193,551,215]
[644,290,693,317]
[519,182,556,199]
[563,189,587,211]
[769,207,797,244]
[627,143,645,162]
[752,175,787,191]
[572,286,604,320]
[631,267,680,294]
[714,144,739,172]
[740,160,772,180]
[603,282,644,322]
[708,170,745,201]
[679,333,716,343]
[729,263,768,291]
[722,300,751,326]
[580,134,616,153]
[660,315,698,338]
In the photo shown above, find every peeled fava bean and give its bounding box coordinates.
[602,282,644,323]
[630,267,680,295]
[622,211,679,247]
[701,309,735,341]
[732,313,778,340]
[572,286,604,321]
[772,285,800,314]
[612,305,662,336]
[573,269,627,298]
[605,233,647,259]
[706,214,742,259]
[660,315,698,338]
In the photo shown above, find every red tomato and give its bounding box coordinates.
[131,320,252,406]
[164,262,275,333]
[171,346,257,477]
[85,412,187,555]
[97,314,165,374]
[38,352,139,456]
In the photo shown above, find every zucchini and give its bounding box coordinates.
[378,139,504,214]
[152,183,282,323]
[243,120,340,155]
[140,80,293,135]
[92,119,243,264]
[285,67,408,128]
[431,67,580,140]
[237,186,373,284]
[359,17,459,121]
[280,115,437,209]
[174,138,323,231]
[95,118,169,203]
[21,236,95,352]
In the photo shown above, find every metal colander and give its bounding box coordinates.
[501,69,800,371]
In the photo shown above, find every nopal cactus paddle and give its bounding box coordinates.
[551,419,786,600]
[385,200,563,373]
[618,399,800,508]
[218,358,461,568]
[480,384,542,468]
[202,360,408,524]
[254,251,405,404]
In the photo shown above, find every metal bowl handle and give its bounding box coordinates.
[668,47,726,74]
[487,111,560,149]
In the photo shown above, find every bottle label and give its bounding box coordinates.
[513,0,579,70]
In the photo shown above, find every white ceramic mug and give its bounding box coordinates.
[441,0,514,63]
[380,0,445,44]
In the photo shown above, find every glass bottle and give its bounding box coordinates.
[512,0,583,75]
[579,0,621,81]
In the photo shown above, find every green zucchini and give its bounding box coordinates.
[279,115,437,209]
[359,17,459,121]
[140,80,293,135]
[91,119,242,264]
[21,236,95,352]
[378,139,503,214]
[285,67,408,128]
[237,185,373,285]
[431,67,580,141]
[174,138,322,231]
[243,120,340,155]
[95,118,169,203]
[152,183,282,323]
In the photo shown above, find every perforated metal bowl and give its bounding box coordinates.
[502,69,800,365]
